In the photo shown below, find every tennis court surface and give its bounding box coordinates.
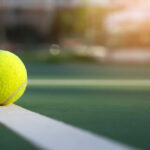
[1,63,150,150]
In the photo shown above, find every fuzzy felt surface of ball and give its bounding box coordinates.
[0,50,27,105]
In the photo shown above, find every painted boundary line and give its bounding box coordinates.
[0,105,138,150]
[29,79,150,86]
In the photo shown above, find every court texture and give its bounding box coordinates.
[1,63,150,150]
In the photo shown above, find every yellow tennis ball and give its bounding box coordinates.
[0,50,27,105]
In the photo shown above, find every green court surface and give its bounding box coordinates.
[26,63,150,79]
[0,124,37,150]
[17,87,150,150]
[3,63,150,150]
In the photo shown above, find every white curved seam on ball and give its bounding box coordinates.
[0,80,27,105]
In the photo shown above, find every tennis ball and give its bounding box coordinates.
[0,50,27,105]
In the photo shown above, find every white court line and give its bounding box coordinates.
[29,79,150,86]
[0,104,138,150]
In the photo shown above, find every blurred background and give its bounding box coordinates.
[1,0,150,64]
[2,1,150,150]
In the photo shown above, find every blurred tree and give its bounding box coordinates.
[49,5,116,47]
